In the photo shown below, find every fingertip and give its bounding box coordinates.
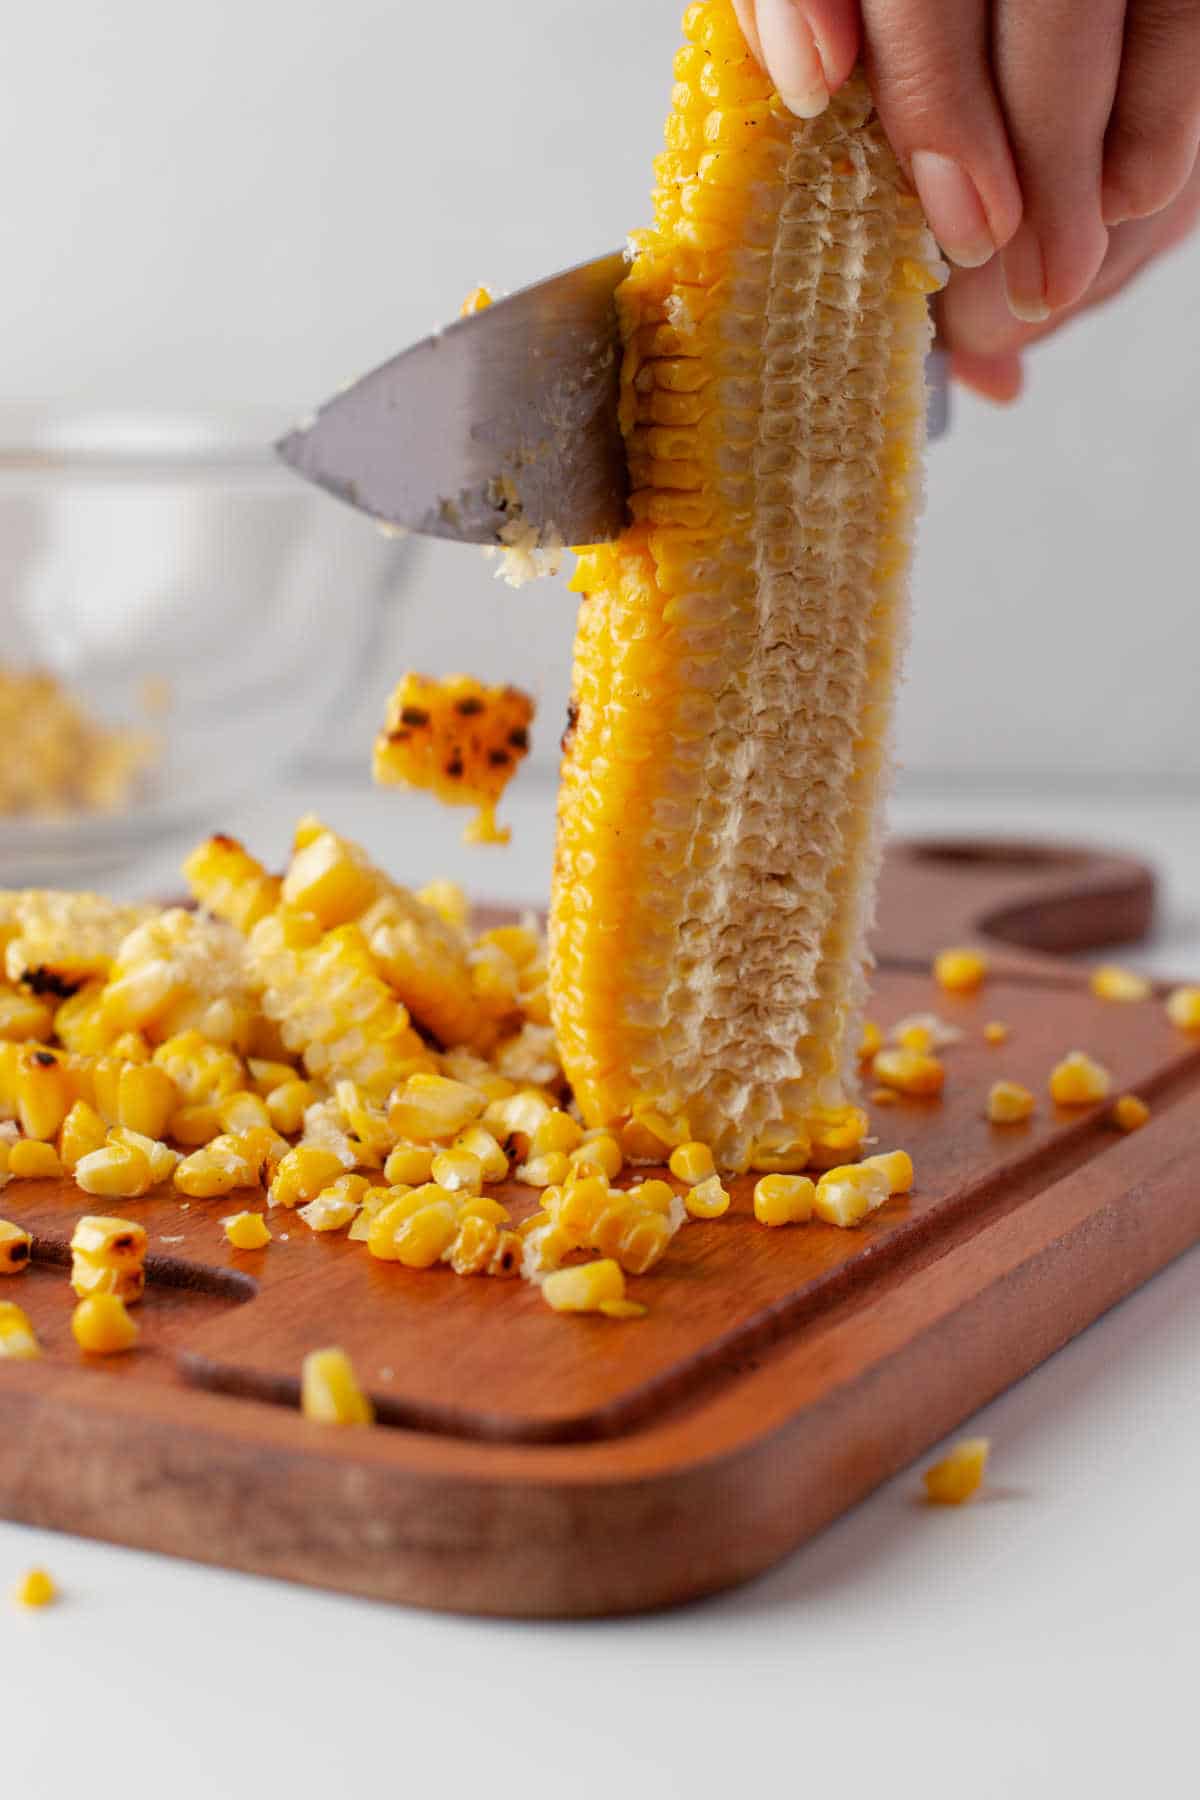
[950,349,1025,406]
[804,0,862,93]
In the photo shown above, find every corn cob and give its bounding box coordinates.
[374,672,535,846]
[549,1,944,1171]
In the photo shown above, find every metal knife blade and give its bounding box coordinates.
[278,249,950,548]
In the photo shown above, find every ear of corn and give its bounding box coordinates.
[548,0,944,1173]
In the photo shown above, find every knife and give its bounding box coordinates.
[277,249,950,549]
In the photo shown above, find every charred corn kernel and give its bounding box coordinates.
[9,1138,62,1179]
[1166,987,1200,1032]
[115,1063,176,1139]
[542,1259,627,1314]
[74,1140,153,1199]
[383,1142,435,1187]
[0,1299,39,1356]
[373,673,535,845]
[858,1021,884,1061]
[753,1175,816,1228]
[265,1079,315,1137]
[183,834,282,934]
[72,1292,138,1354]
[934,948,988,994]
[0,992,54,1041]
[515,1151,570,1188]
[153,1031,244,1105]
[569,1132,623,1181]
[451,1124,509,1183]
[814,1164,890,1228]
[987,1080,1036,1125]
[269,1146,349,1210]
[1049,1051,1113,1107]
[429,1148,483,1195]
[599,1298,648,1320]
[923,1437,990,1505]
[301,1347,374,1426]
[174,1139,257,1199]
[70,1252,145,1304]
[14,1568,56,1607]
[483,1089,552,1157]
[393,1200,459,1269]
[530,1109,584,1157]
[862,1150,915,1196]
[217,1090,271,1135]
[669,1141,716,1184]
[167,1103,223,1148]
[247,1058,297,1097]
[1091,964,1151,1004]
[58,1100,106,1172]
[223,1210,272,1250]
[70,1214,146,1265]
[0,1220,32,1274]
[486,1228,523,1277]
[17,1048,71,1141]
[873,1049,945,1098]
[1112,1094,1150,1133]
[388,1073,485,1142]
[984,1022,1010,1046]
[685,1175,731,1219]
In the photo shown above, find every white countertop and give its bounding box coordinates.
[7,777,1200,1800]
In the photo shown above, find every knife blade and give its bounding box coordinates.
[278,249,950,549]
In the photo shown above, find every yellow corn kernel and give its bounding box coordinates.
[515,1151,570,1188]
[669,1141,716,1184]
[529,1109,584,1158]
[0,1299,40,1357]
[485,1228,523,1278]
[17,1048,71,1141]
[598,1299,648,1321]
[392,1199,459,1269]
[923,1437,990,1505]
[896,1021,933,1054]
[858,1020,883,1061]
[74,1140,153,1199]
[984,1022,1010,1045]
[0,992,54,1042]
[9,1138,62,1180]
[1049,1051,1113,1108]
[152,1031,245,1105]
[460,284,494,316]
[301,1346,374,1426]
[481,1089,552,1157]
[110,1031,151,1064]
[872,1048,945,1098]
[58,1100,108,1172]
[1112,1094,1150,1133]
[624,1178,676,1218]
[458,1195,511,1226]
[174,1137,258,1199]
[217,1090,271,1135]
[451,1124,509,1183]
[807,1107,869,1170]
[477,923,540,970]
[223,1210,272,1250]
[282,831,378,928]
[383,1142,435,1187]
[621,1110,691,1164]
[298,1174,370,1233]
[14,1567,57,1608]
[183,833,282,934]
[753,1175,816,1228]
[449,1212,501,1275]
[568,1132,623,1181]
[814,1163,890,1228]
[934,948,988,994]
[542,1259,626,1314]
[269,1145,349,1210]
[70,1252,145,1304]
[247,1058,298,1097]
[1090,964,1151,1004]
[365,1190,428,1258]
[685,1175,731,1219]
[167,1103,223,1148]
[265,1079,316,1137]
[862,1150,915,1196]
[607,1208,673,1274]
[551,1174,612,1236]
[387,1073,486,1142]
[987,1080,1036,1125]
[347,1186,394,1242]
[1166,987,1200,1032]
[72,1292,138,1354]
[0,1220,32,1274]
[430,1148,484,1195]
[231,1124,289,1175]
[418,878,469,931]
[107,1129,176,1186]
[52,984,115,1057]
[70,1214,147,1266]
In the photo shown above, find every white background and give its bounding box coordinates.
[4,0,1199,785]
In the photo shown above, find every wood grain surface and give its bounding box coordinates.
[2,836,1191,1619]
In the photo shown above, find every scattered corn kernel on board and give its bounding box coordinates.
[7,838,1200,1618]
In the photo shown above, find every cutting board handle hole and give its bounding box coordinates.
[907,839,1090,872]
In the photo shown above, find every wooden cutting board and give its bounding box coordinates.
[4,836,1195,1619]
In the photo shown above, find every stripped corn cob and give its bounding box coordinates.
[374,673,534,845]
[549,2,944,1171]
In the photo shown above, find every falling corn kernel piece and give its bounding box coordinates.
[301,1347,374,1426]
[459,285,494,317]
[223,1211,272,1251]
[1049,1051,1113,1108]
[934,948,988,994]
[71,1293,138,1355]
[984,1022,1010,1046]
[923,1437,990,1505]
[1090,965,1152,1004]
[873,1048,945,1098]
[1166,987,1200,1032]
[598,1299,649,1320]
[987,1081,1036,1125]
[14,1568,57,1609]
[373,672,534,846]
[1112,1095,1150,1133]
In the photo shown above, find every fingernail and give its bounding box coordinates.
[910,151,996,269]
[1002,225,1049,322]
[757,0,830,118]
[781,83,830,119]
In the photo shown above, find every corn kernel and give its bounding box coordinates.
[17,1049,71,1141]
[987,1080,1036,1125]
[174,1139,257,1199]
[166,1103,222,1148]
[70,1253,145,1304]
[233,1125,289,1178]
[265,1079,316,1137]
[298,1174,370,1233]
[0,1299,39,1357]
[1049,1051,1112,1107]
[542,1259,626,1313]
[984,1022,1010,1045]
[515,1151,570,1188]
[934,948,988,994]
[449,1213,500,1275]
[1112,1095,1150,1133]
[669,1141,716,1184]
[74,1140,153,1199]
[923,1437,990,1505]
[365,1190,428,1258]
[70,1215,147,1265]
[858,1020,883,1061]
[14,1568,57,1608]
[569,1132,623,1181]
[0,1220,32,1275]
[58,1100,108,1171]
[117,1064,176,1139]
[382,1142,435,1187]
[598,1299,649,1320]
[807,1106,868,1168]
[862,1150,915,1195]
[387,1074,485,1143]
[483,1089,552,1156]
[897,1021,933,1053]
[872,1048,945,1098]
[9,1138,62,1180]
[1090,964,1151,1004]
[301,1346,374,1426]
[686,1174,731,1219]
[218,1090,271,1135]
[0,994,54,1041]
[1166,987,1200,1032]
[247,1058,297,1097]
[753,1174,816,1228]
[430,1148,483,1195]
[451,1125,509,1183]
[223,1210,272,1250]
[392,1199,459,1268]
[347,1187,392,1242]
[458,1195,511,1226]
[72,1292,138,1354]
[269,1145,349,1209]
[625,1179,676,1217]
[530,1109,584,1157]
[814,1163,890,1228]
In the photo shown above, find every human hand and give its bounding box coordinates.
[731,0,1200,336]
